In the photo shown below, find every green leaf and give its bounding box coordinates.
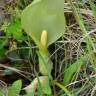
[42,78,51,95]
[24,76,51,95]
[37,50,53,76]
[4,69,13,75]
[6,20,24,41]
[21,0,66,47]
[0,48,6,61]
[8,80,22,96]
[26,92,34,96]
[63,56,86,85]
[0,40,7,61]
[37,76,51,95]
[0,90,4,96]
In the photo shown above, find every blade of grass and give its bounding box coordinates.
[69,0,94,51]
[89,0,96,22]
[64,1,96,85]
[53,81,73,96]
[70,0,96,68]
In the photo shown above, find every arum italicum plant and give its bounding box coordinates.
[21,0,66,95]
